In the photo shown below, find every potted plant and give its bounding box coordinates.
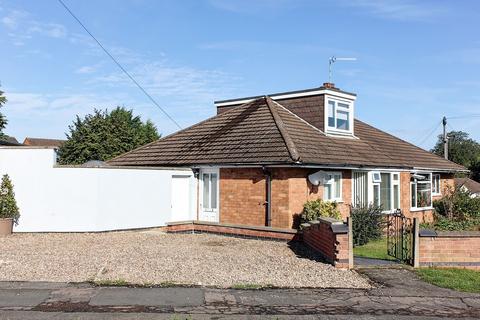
[0,174,20,235]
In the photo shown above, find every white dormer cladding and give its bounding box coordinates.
[324,93,355,137]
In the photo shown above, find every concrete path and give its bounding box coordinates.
[0,269,479,319]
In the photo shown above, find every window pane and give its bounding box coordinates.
[203,174,210,209]
[393,185,399,209]
[336,110,349,130]
[328,101,335,127]
[417,183,432,208]
[380,173,391,210]
[373,185,380,206]
[338,102,349,109]
[211,173,218,209]
[324,184,332,200]
[393,173,399,181]
[334,174,341,198]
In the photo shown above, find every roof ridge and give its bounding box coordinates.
[265,97,300,162]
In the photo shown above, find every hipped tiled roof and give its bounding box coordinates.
[108,97,466,171]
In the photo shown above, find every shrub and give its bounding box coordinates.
[0,174,20,225]
[430,186,480,231]
[351,204,384,246]
[300,199,341,224]
[433,186,480,220]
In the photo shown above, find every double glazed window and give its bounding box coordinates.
[202,173,218,211]
[324,172,342,201]
[411,173,432,209]
[372,172,400,212]
[327,99,352,133]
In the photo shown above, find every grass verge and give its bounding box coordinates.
[232,283,274,290]
[353,237,396,261]
[416,268,480,293]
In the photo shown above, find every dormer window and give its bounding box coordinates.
[325,97,354,135]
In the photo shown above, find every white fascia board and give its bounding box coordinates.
[215,89,357,107]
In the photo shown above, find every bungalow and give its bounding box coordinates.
[109,83,466,229]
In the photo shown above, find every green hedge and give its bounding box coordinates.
[351,204,384,246]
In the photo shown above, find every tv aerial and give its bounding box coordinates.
[328,56,357,83]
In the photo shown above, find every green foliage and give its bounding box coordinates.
[0,174,20,225]
[351,204,384,246]
[300,199,341,224]
[428,186,480,231]
[57,107,160,165]
[431,130,480,182]
[0,87,7,137]
[431,131,480,169]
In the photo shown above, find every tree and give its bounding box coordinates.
[431,130,480,182]
[431,131,480,168]
[0,174,20,225]
[0,87,7,138]
[57,107,160,165]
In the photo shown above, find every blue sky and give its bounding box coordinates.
[1,0,480,150]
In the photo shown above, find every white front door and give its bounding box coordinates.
[199,169,219,222]
[171,175,191,222]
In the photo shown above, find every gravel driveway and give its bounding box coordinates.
[0,231,370,288]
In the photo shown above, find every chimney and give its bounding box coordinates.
[323,82,335,89]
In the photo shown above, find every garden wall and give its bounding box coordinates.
[301,217,353,269]
[418,230,480,269]
[0,147,196,232]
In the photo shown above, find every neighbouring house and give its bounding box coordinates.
[23,137,65,148]
[0,136,21,146]
[455,177,480,197]
[109,83,467,229]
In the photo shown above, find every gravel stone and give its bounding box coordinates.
[0,231,370,288]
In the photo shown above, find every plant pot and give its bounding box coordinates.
[0,218,13,236]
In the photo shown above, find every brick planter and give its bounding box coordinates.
[301,217,353,269]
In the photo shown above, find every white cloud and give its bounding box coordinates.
[208,0,295,14]
[0,8,68,45]
[338,0,446,21]
[75,65,97,74]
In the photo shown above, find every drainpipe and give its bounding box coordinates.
[263,166,272,227]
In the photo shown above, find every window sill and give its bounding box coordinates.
[432,193,441,196]
[410,207,433,212]
[324,199,343,203]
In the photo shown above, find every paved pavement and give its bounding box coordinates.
[0,269,479,319]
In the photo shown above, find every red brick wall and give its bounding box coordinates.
[302,220,351,269]
[220,168,351,229]
[419,233,480,269]
[219,168,266,227]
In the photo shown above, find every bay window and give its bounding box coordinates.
[411,173,432,209]
[324,172,342,201]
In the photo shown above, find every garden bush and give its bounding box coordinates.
[351,204,384,246]
[430,186,480,231]
[300,199,341,225]
[0,174,20,225]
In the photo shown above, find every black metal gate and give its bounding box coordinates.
[387,210,414,265]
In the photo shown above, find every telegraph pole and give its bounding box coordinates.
[442,116,448,160]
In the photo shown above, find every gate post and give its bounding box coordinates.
[413,217,420,268]
[347,217,353,269]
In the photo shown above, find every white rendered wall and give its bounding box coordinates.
[0,147,196,232]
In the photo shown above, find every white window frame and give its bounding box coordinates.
[323,172,342,202]
[201,171,219,212]
[410,172,433,211]
[324,96,354,136]
[370,172,400,213]
[432,174,441,196]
